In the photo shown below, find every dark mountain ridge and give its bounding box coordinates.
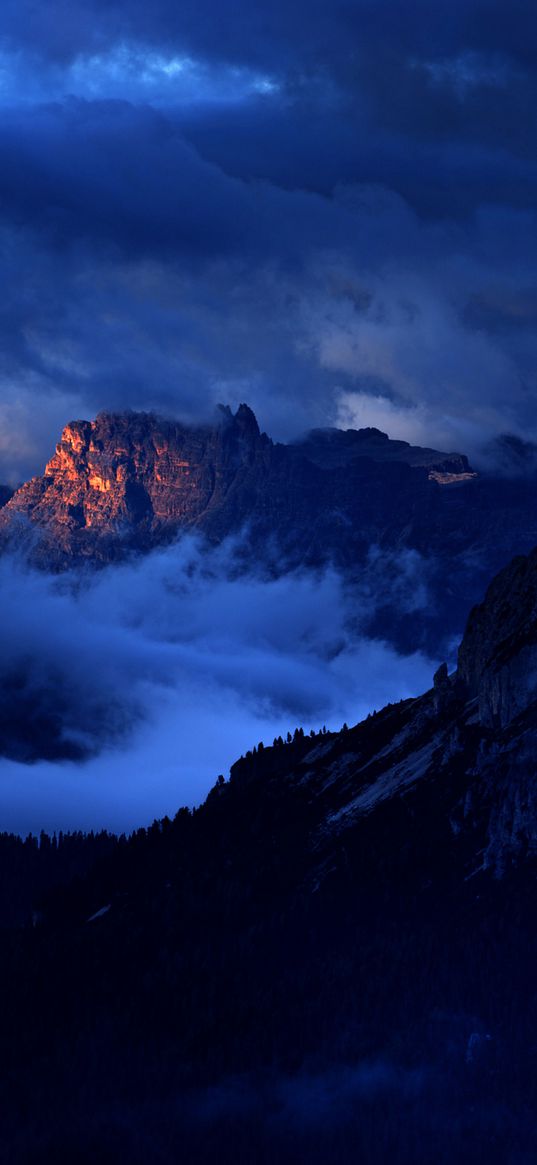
[291,423,473,477]
[2,538,537,1161]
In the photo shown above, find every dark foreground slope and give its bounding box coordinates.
[2,405,537,657]
[2,550,537,1162]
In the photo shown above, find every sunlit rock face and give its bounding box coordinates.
[2,403,537,661]
[0,404,271,562]
[0,404,472,568]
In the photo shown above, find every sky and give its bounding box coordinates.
[0,0,536,481]
[0,1,535,831]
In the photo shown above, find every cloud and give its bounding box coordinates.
[0,536,435,833]
[2,187,537,477]
[0,1,535,478]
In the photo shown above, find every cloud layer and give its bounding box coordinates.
[0,537,435,833]
[0,1,536,478]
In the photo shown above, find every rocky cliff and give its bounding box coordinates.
[0,405,271,561]
[0,405,471,567]
[458,547,537,728]
[2,404,537,658]
[227,541,537,873]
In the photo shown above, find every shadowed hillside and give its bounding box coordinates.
[1,544,537,1161]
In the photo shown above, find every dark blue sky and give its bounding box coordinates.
[1,0,536,480]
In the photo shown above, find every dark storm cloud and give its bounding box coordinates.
[0,0,536,477]
[179,101,537,222]
[2,0,536,224]
[0,99,359,260]
[2,0,536,77]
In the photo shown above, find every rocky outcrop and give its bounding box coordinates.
[0,405,270,562]
[458,548,537,727]
[229,541,537,872]
[2,404,537,659]
[0,406,481,589]
[0,407,474,567]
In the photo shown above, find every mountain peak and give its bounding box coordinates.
[0,403,533,671]
[0,405,270,562]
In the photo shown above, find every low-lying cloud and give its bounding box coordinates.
[0,537,436,834]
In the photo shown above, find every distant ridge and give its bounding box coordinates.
[291,424,473,473]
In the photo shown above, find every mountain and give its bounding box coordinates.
[2,404,537,658]
[0,405,271,563]
[0,404,472,567]
[235,541,537,873]
[290,423,474,478]
[1,542,537,1162]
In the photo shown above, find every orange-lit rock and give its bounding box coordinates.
[0,405,271,562]
[0,403,486,577]
[88,474,112,493]
[4,405,537,673]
